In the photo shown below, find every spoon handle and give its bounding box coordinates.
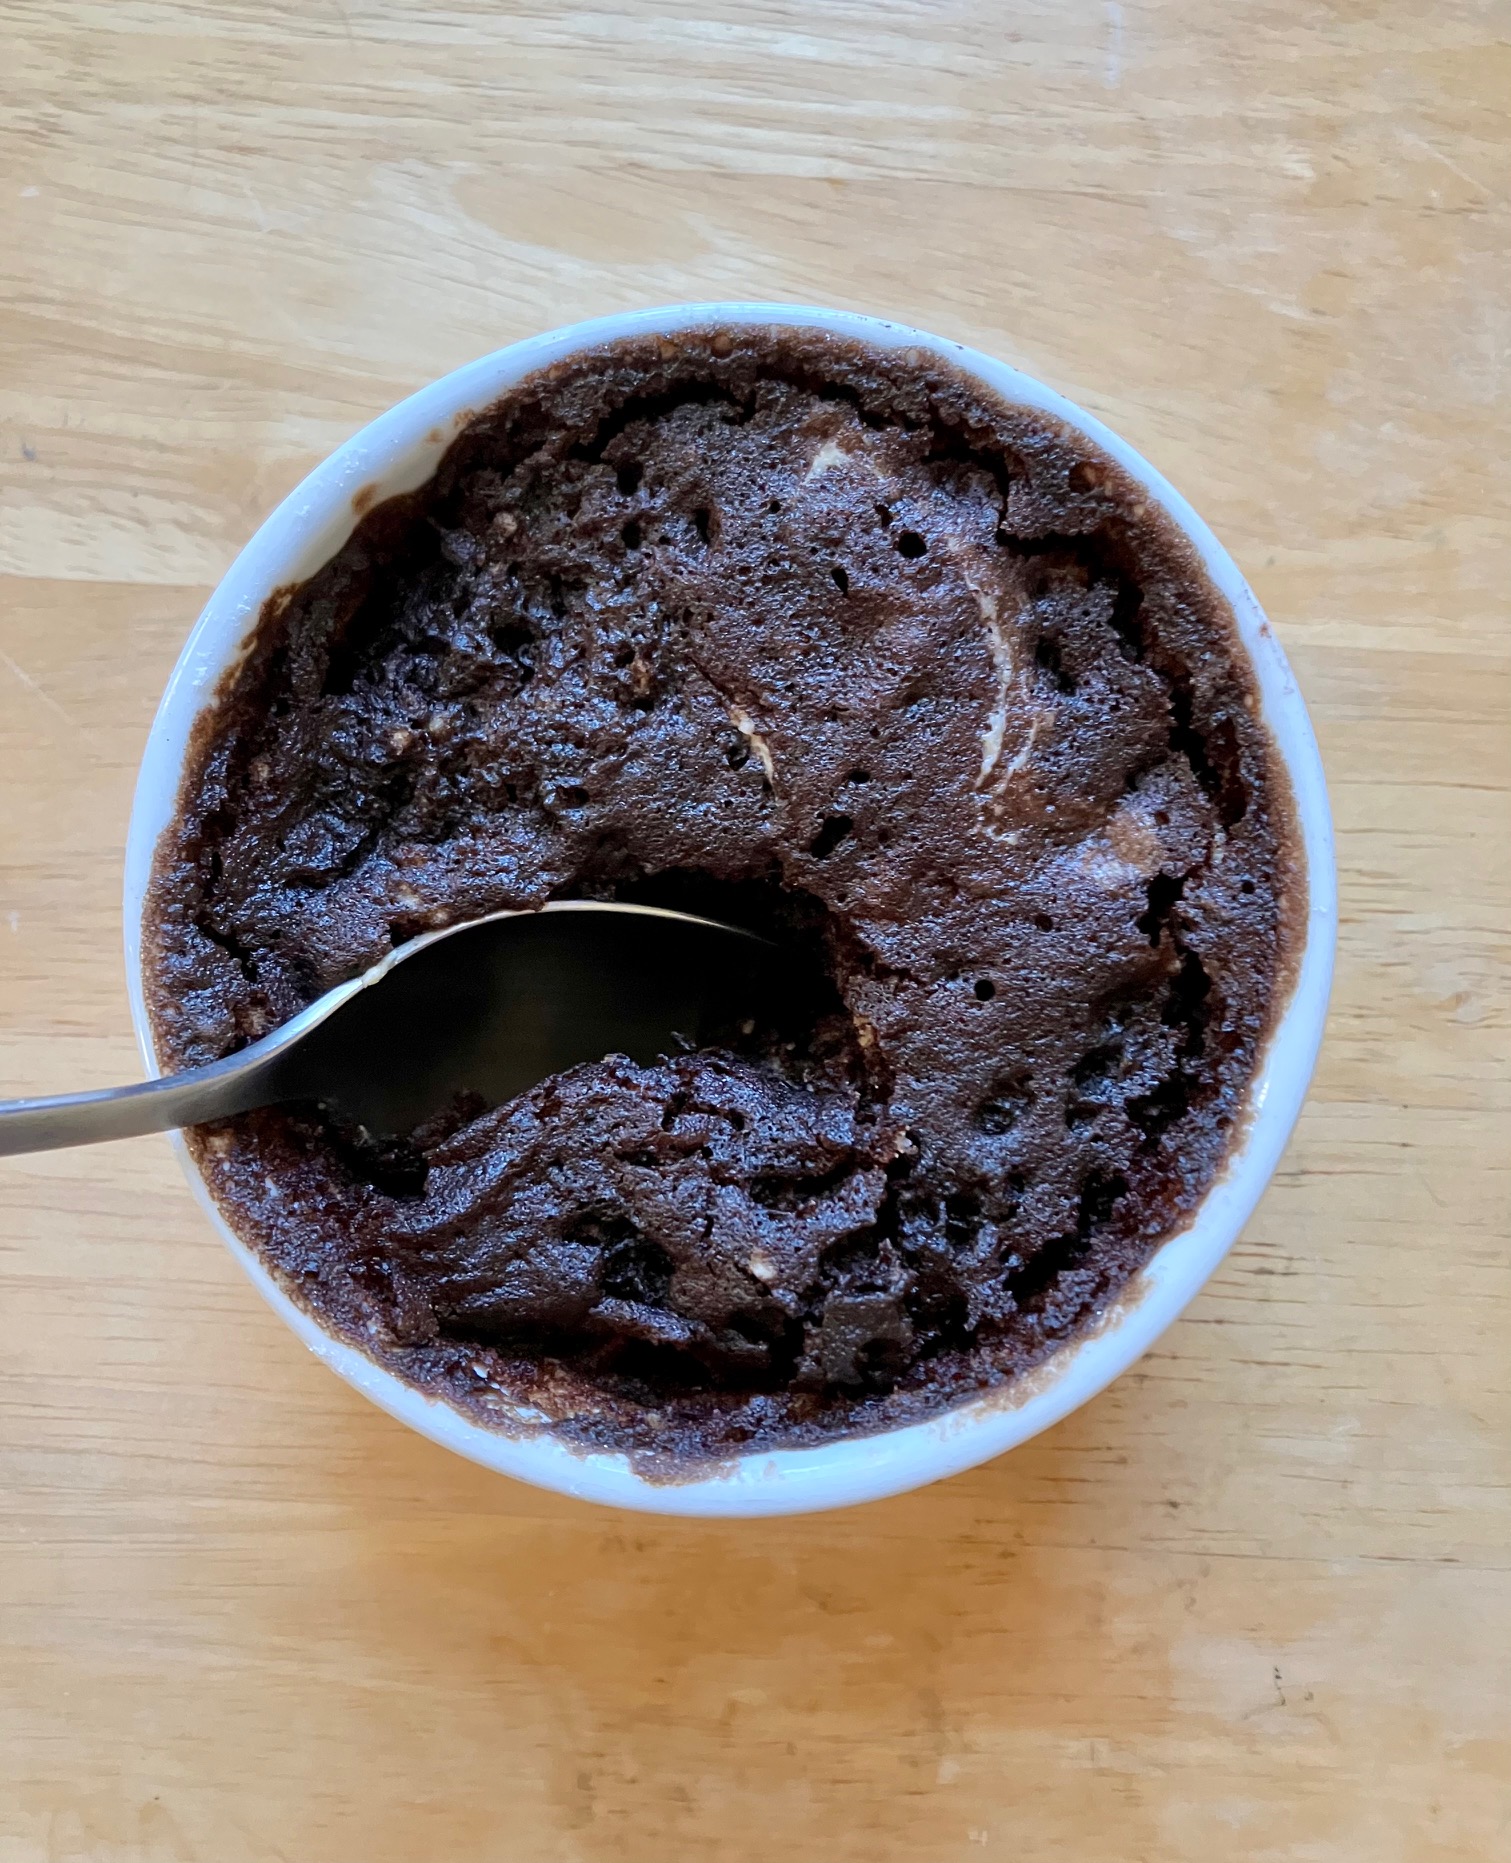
[0,1047,282,1156]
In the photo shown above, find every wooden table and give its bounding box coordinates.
[3,5,1506,1857]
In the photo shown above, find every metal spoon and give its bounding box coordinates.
[0,902,774,1157]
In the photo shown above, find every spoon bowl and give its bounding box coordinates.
[293,901,775,1137]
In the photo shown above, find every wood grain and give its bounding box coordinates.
[2,4,1508,1858]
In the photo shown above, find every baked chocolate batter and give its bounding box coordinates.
[146,327,1301,1460]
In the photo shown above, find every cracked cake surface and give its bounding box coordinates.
[145,326,1301,1461]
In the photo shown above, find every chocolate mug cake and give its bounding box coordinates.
[146,327,1301,1460]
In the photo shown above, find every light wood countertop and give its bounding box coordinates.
[2,4,1506,1857]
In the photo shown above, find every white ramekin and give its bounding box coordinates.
[123,303,1336,1517]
